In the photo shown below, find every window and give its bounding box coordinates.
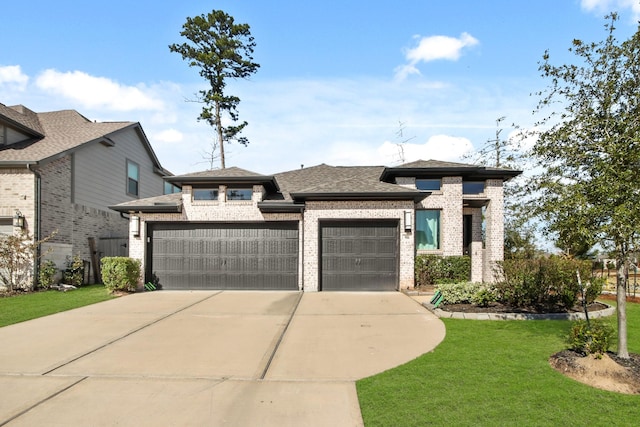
[416,210,440,250]
[127,160,140,196]
[416,179,441,191]
[193,188,219,201]
[226,188,252,201]
[463,181,484,195]
[164,182,180,195]
[0,218,12,236]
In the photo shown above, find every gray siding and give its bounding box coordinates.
[73,127,165,210]
[3,126,30,145]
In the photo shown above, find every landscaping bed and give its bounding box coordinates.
[550,350,640,394]
[439,301,610,314]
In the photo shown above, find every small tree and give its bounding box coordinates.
[169,9,260,169]
[0,231,53,292]
[529,13,640,358]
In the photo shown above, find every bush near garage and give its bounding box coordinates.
[415,255,471,287]
[101,257,140,293]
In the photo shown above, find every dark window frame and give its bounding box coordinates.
[463,181,485,195]
[226,187,253,201]
[415,209,441,251]
[126,160,140,197]
[416,179,441,191]
[193,188,220,201]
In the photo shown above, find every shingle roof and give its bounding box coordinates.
[0,108,134,163]
[166,166,279,192]
[275,164,423,200]
[174,166,264,178]
[109,192,183,213]
[0,104,45,136]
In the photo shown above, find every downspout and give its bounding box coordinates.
[27,163,41,286]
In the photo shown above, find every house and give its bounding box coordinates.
[112,160,521,291]
[0,103,170,284]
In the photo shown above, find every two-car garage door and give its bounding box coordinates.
[148,220,399,291]
[149,222,299,290]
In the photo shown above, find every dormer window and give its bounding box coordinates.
[416,179,441,191]
[226,188,252,201]
[463,181,485,195]
[193,188,219,201]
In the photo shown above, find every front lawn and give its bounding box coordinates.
[357,302,640,427]
[0,285,115,327]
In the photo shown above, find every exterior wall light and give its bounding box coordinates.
[404,210,413,232]
[13,210,25,229]
[131,215,141,237]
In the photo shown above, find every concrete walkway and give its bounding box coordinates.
[0,291,445,426]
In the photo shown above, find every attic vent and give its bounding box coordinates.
[99,138,115,147]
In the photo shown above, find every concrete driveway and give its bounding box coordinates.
[0,291,445,426]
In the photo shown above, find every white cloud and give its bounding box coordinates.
[580,0,640,19]
[153,128,183,144]
[0,65,29,90]
[35,69,164,112]
[395,33,479,80]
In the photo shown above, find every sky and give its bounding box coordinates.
[2,0,640,175]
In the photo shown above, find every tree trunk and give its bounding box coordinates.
[616,247,629,359]
[215,101,225,169]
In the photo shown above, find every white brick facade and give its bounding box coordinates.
[122,162,514,291]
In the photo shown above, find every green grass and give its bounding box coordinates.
[357,302,640,427]
[0,284,115,327]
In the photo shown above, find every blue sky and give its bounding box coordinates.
[2,0,639,175]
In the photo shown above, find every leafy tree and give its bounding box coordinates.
[169,10,259,169]
[529,13,640,358]
[0,231,54,292]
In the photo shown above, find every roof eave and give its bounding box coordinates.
[291,192,428,202]
[257,201,305,213]
[380,166,522,182]
[109,204,182,214]
[166,175,280,192]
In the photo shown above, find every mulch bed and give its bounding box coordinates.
[439,301,610,314]
[550,349,640,394]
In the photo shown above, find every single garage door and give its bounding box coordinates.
[149,222,298,290]
[320,220,399,291]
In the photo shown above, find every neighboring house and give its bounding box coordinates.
[112,160,521,291]
[0,103,170,284]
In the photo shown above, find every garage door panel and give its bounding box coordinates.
[150,222,298,290]
[320,221,399,291]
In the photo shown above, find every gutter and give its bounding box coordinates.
[27,163,41,286]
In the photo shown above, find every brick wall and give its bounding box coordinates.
[0,168,36,236]
[483,179,504,282]
[38,156,127,274]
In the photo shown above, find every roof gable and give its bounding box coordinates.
[0,104,45,138]
[0,107,168,176]
[166,166,279,192]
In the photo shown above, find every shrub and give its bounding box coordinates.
[38,260,58,289]
[567,319,614,357]
[472,287,497,307]
[101,257,140,293]
[494,257,592,309]
[584,277,604,304]
[415,255,470,286]
[436,282,485,304]
[63,255,84,286]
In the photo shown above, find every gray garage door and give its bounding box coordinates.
[149,222,298,290]
[320,221,399,291]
